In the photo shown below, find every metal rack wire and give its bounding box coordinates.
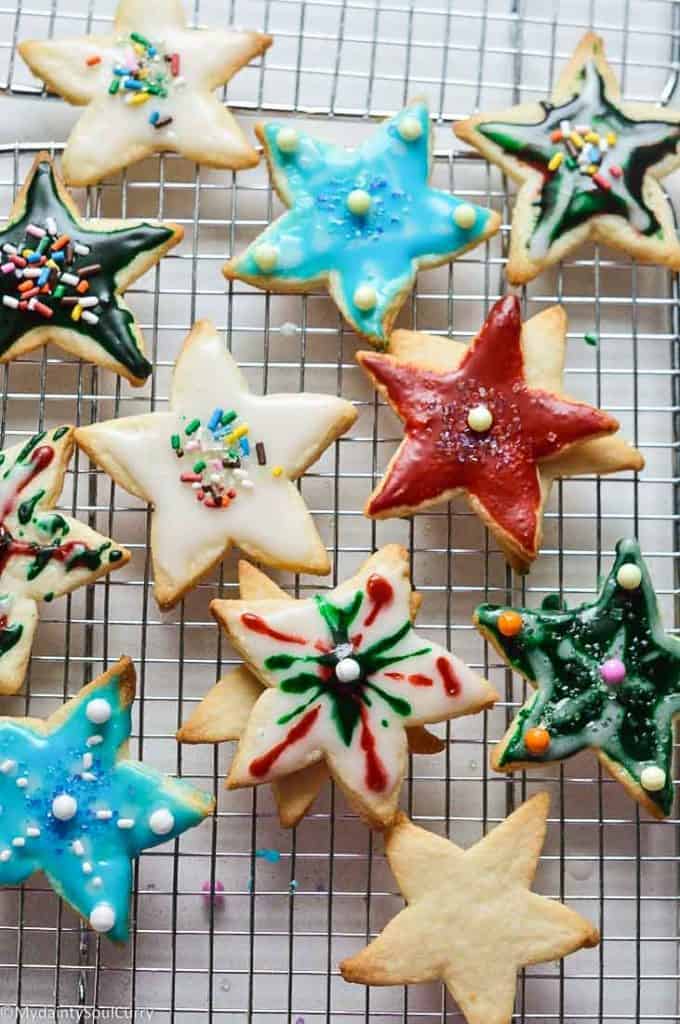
[0,0,677,1021]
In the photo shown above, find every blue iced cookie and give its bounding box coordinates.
[0,656,214,941]
[225,102,500,347]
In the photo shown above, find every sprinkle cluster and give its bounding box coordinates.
[171,409,283,510]
[547,118,620,192]
[96,32,183,130]
[1,222,104,323]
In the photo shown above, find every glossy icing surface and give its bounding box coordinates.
[77,324,355,594]
[0,160,174,381]
[361,295,617,557]
[476,538,680,815]
[0,664,212,941]
[478,58,680,258]
[225,555,494,812]
[230,103,495,345]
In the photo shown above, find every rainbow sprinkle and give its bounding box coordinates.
[171,409,279,510]
[0,222,105,322]
[94,32,181,131]
[546,119,622,190]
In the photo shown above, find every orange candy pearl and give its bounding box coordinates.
[498,610,523,637]
[525,727,551,756]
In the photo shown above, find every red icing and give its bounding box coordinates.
[364,574,393,626]
[241,612,307,646]
[0,532,91,577]
[0,445,53,521]
[437,656,461,697]
[359,702,388,792]
[360,296,618,558]
[385,671,404,681]
[408,673,433,687]
[249,705,320,778]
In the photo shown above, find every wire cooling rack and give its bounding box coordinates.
[0,0,678,1021]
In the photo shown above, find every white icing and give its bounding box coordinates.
[23,4,269,183]
[227,554,494,813]
[80,325,355,597]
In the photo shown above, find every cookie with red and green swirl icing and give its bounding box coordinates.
[454,33,680,284]
[475,538,680,818]
[211,544,498,828]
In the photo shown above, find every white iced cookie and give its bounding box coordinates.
[19,0,273,186]
[75,320,358,609]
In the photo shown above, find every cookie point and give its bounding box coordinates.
[89,902,116,933]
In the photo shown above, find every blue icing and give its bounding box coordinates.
[0,670,212,942]
[232,104,495,345]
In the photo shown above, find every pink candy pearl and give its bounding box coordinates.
[600,658,626,685]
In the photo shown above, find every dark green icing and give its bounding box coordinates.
[478,59,680,258]
[265,590,420,746]
[0,161,176,381]
[475,538,680,814]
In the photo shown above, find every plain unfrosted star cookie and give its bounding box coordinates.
[476,538,680,818]
[75,320,357,608]
[0,656,214,942]
[0,425,130,695]
[358,294,643,572]
[210,545,497,828]
[0,153,182,385]
[340,793,599,1024]
[19,0,272,186]
[177,558,446,829]
[454,33,680,284]
[225,101,500,348]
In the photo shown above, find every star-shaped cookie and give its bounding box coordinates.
[177,558,446,829]
[75,320,356,609]
[340,793,599,1024]
[225,101,500,348]
[358,295,643,572]
[0,656,214,942]
[454,33,680,284]
[0,425,130,695]
[211,545,497,828]
[19,0,272,186]
[0,153,182,385]
[476,538,680,818]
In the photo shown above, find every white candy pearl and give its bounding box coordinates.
[353,285,377,311]
[86,699,111,725]
[453,204,477,230]
[346,189,372,216]
[617,564,642,590]
[398,116,422,141]
[253,244,278,273]
[149,808,175,835]
[52,794,77,821]
[89,902,116,933]
[276,127,299,153]
[335,658,361,683]
[640,766,666,792]
[467,405,493,432]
